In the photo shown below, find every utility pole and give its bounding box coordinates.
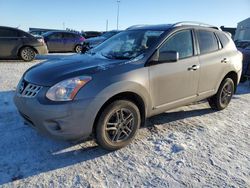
[116,0,120,30]
[106,19,109,31]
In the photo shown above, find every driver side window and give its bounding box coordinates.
[160,30,194,59]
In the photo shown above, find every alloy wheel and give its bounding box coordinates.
[21,47,35,61]
[105,108,134,142]
[75,45,82,53]
[220,82,233,106]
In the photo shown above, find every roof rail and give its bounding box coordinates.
[126,24,147,30]
[173,21,220,30]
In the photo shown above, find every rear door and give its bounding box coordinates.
[45,32,64,52]
[149,29,200,110]
[196,30,227,98]
[63,33,77,51]
[0,28,21,57]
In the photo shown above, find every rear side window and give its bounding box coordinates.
[160,30,194,59]
[63,33,77,39]
[197,30,219,54]
[217,32,230,48]
[49,33,63,39]
[0,28,19,37]
[19,31,32,38]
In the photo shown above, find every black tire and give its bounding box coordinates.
[74,44,82,53]
[20,47,36,62]
[96,100,141,150]
[208,78,234,110]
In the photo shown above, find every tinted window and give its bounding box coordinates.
[217,32,230,48]
[49,33,63,39]
[0,28,19,37]
[20,31,32,38]
[63,33,77,38]
[198,30,219,54]
[160,30,194,59]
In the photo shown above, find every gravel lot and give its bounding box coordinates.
[0,54,250,187]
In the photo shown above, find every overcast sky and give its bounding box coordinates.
[0,0,249,32]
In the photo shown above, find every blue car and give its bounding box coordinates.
[235,40,250,81]
[42,31,85,53]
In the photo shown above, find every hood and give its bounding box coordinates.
[24,54,127,86]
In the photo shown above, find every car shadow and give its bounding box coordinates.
[146,104,215,129]
[0,59,31,63]
[0,90,111,185]
[0,91,216,185]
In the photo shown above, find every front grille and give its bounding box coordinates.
[18,80,42,98]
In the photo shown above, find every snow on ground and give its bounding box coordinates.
[0,54,249,187]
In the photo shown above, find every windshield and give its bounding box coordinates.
[89,30,164,60]
[102,31,118,38]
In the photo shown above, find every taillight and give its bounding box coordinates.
[37,38,45,44]
[80,36,85,42]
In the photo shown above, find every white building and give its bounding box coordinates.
[234,17,250,41]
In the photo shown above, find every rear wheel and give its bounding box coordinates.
[75,44,82,53]
[208,78,234,110]
[20,47,36,62]
[96,100,141,150]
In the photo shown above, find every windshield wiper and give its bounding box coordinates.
[101,53,131,60]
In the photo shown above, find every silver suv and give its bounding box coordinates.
[14,22,242,150]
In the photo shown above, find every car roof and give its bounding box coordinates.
[126,22,220,31]
[43,30,80,35]
[126,24,173,31]
[0,26,22,31]
[0,26,34,36]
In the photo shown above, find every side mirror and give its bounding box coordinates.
[158,50,179,62]
[149,50,179,66]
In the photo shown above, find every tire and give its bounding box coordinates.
[208,78,234,110]
[96,100,141,150]
[20,47,36,62]
[74,44,82,53]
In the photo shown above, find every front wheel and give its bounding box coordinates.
[96,100,141,150]
[208,78,234,110]
[20,47,36,62]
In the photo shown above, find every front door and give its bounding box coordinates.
[149,29,200,110]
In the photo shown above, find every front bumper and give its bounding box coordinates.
[13,90,96,141]
[35,44,48,55]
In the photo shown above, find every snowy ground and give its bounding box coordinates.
[0,54,249,187]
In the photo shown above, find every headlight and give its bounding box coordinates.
[46,76,92,101]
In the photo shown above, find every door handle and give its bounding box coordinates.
[188,65,200,71]
[221,58,229,63]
